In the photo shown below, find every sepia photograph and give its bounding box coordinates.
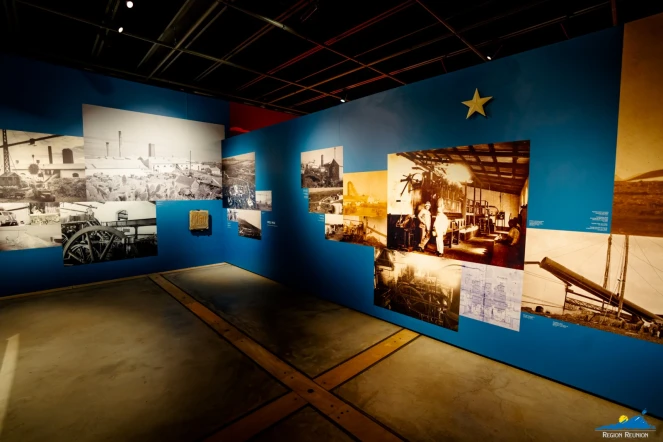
[227,209,238,222]
[309,187,343,214]
[341,215,387,248]
[325,214,344,241]
[237,209,261,240]
[301,146,343,188]
[343,171,387,218]
[0,129,86,203]
[222,152,256,209]
[387,141,530,270]
[256,190,272,211]
[83,104,225,201]
[0,202,61,251]
[374,249,462,331]
[460,263,523,332]
[523,228,663,344]
[611,13,663,238]
[60,201,157,266]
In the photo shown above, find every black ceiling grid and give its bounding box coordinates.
[1,0,662,116]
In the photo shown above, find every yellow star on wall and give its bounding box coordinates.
[462,89,493,119]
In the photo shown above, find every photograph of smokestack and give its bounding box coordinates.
[301,146,343,189]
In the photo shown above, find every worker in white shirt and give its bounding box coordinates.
[433,203,450,256]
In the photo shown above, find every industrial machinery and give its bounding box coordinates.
[315,195,343,214]
[61,212,157,266]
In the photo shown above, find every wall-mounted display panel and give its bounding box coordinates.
[60,201,157,266]
[0,129,85,202]
[256,190,272,211]
[83,104,224,201]
[523,228,663,344]
[611,13,663,238]
[0,202,61,251]
[222,152,256,209]
[236,209,261,240]
[387,141,529,270]
[374,249,462,332]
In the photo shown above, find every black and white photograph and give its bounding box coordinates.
[325,214,344,241]
[222,152,256,209]
[236,209,261,240]
[301,146,343,188]
[0,129,85,203]
[341,215,387,248]
[60,201,157,266]
[256,190,272,211]
[343,171,387,218]
[374,249,462,331]
[523,228,663,344]
[309,187,343,214]
[227,209,238,222]
[387,141,530,270]
[83,104,225,201]
[0,202,61,251]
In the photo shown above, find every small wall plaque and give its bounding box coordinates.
[189,210,209,230]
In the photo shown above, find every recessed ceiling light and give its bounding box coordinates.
[126,1,134,8]
[118,27,124,33]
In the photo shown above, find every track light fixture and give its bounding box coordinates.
[118,27,124,33]
[126,1,134,8]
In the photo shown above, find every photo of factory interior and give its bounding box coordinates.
[1,3,663,442]
[388,141,529,270]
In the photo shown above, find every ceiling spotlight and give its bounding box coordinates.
[118,27,124,33]
[487,56,492,60]
[126,1,134,8]
[340,98,345,103]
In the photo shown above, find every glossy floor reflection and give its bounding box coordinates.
[0,264,660,442]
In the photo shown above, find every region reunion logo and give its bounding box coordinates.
[596,409,656,438]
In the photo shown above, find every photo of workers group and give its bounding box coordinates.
[386,141,530,270]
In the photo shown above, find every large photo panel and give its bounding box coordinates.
[387,141,530,270]
[83,104,225,201]
[523,228,663,344]
[60,201,157,266]
[0,203,61,251]
[222,152,256,209]
[0,129,85,202]
[611,13,663,238]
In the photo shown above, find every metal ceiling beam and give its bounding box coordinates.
[15,0,344,103]
[195,0,311,83]
[10,46,308,116]
[611,0,618,25]
[268,0,550,105]
[218,0,407,90]
[92,0,121,59]
[415,0,487,62]
[236,0,413,92]
[159,5,228,75]
[148,1,221,78]
[293,1,610,110]
[137,0,197,69]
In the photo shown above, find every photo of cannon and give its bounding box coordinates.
[60,202,157,266]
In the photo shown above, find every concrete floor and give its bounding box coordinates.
[165,265,400,377]
[1,263,660,441]
[0,277,286,442]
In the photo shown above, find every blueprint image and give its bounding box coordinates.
[460,263,523,332]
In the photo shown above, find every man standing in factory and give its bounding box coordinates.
[434,202,449,256]
[417,201,432,252]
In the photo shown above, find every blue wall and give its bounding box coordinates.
[224,26,663,417]
[0,53,229,296]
